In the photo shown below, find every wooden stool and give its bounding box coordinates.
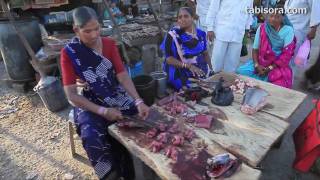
[68,110,92,166]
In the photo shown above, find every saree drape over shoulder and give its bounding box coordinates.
[64,37,136,179]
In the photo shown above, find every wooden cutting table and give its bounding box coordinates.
[108,72,307,179]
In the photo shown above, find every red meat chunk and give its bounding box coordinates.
[172,135,184,146]
[157,132,169,143]
[165,146,179,161]
[158,123,168,132]
[163,100,188,115]
[183,129,196,141]
[195,115,213,129]
[175,103,186,114]
[164,105,171,111]
[149,140,164,153]
[146,128,158,138]
[168,123,180,134]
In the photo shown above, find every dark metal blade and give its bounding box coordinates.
[123,115,156,128]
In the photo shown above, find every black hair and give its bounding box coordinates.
[72,6,98,28]
[276,3,285,15]
[268,3,285,15]
[131,0,136,4]
[178,7,194,17]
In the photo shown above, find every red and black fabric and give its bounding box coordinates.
[293,99,320,172]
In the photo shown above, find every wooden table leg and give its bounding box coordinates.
[272,134,284,149]
[132,155,161,180]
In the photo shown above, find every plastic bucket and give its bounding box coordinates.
[35,78,69,112]
[132,75,156,106]
[150,71,167,98]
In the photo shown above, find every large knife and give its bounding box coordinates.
[188,78,219,85]
[188,78,218,91]
[123,115,157,129]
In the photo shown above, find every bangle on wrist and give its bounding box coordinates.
[254,63,259,68]
[98,107,106,116]
[268,65,274,70]
[103,108,109,116]
[134,98,144,106]
[181,63,186,68]
[135,100,144,106]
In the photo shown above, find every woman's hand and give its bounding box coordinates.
[307,27,317,40]
[194,14,199,20]
[137,103,150,120]
[100,107,123,121]
[255,64,267,76]
[262,65,274,76]
[207,31,215,42]
[189,65,205,77]
[76,79,88,88]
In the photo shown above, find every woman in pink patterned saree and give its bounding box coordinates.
[237,8,296,88]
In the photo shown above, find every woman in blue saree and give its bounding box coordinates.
[161,7,213,91]
[60,6,149,180]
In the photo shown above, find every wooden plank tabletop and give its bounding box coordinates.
[208,72,307,120]
[108,72,306,179]
[188,98,289,167]
[191,72,306,166]
[108,124,261,180]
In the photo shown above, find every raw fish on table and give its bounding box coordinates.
[240,87,269,115]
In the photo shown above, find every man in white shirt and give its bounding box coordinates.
[196,0,213,57]
[206,0,253,73]
[196,0,211,31]
[285,0,320,44]
[285,0,320,78]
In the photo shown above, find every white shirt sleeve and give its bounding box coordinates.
[245,1,254,30]
[309,0,320,27]
[206,0,221,32]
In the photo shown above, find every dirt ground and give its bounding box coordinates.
[0,67,96,179]
[1,31,320,179]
